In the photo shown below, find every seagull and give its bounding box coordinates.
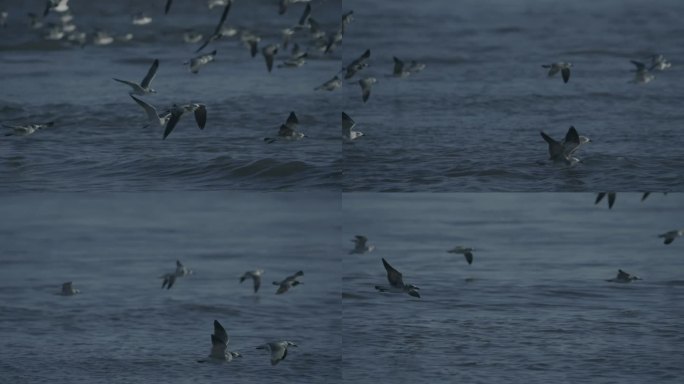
[278,0,310,15]
[240,31,261,57]
[341,10,354,34]
[359,77,377,103]
[256,341,297,365]
[342,112,363,141]
[185,50,217,74]
[315,75,342,91]
[273,271,303,294]
[263,111,305,143]
[392,57,412,78]
[262,43,279,72]
[240,270,263,293]
[197,320,242,363]
[195,1,232,52]
[344,49,371,79]
[113,59,159,95]
[3,121,53,137]
[648,54,671,71]
[629,60,655,84]
[44,0,69,17]
[658,229,684,245]
[542,62,572,83]
[132,13,152,26]
[375,258,420,298]
[595,192,616,209]
[606,269,640,283]
[447,246,474,265]
[164,103,207,139]
[160,260,193,289]
[61,281,79,295]
[540,126,590,165]
[349,235,374,254]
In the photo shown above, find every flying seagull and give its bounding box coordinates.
[240,270,263,293]
[113,59,159,95]
[344,49,371,79]
[197,320,242,363]
[195,1,233,52]
[349,235,374,254]
[375,258,420,298]
[160,260,193,289]
[256,341,297,365]
[359,77,377,103]
[264,111,304,143]
[3,121,54,137]
[342,112,363,141]
[273,270,303,294]
[130,95,206,139]
[595,192,616,209]
[392,57,424,78]
[606,269,640,283]
[314,75,342,91]
[185,50,217,74]
[447,246,474,265]
[61,281,79,296]
[540,126,590,165]
[542,62,572,83]
[658,229,683,245]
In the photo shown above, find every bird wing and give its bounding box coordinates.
[381,258,404,288]
[285,111,299,129]
[213,320,229,345]
[130,95,160,126]
[465,252,473,265]
[561,67,570,83]
[194,104,207,129]
[210,334,227,358]
[540,131,564,160]
[163,108,184,139]
[298,3,311,26]
[164,0,172,14]
[562,126,581,155]
[140,59,159,89]
[253,274,261,293]
[360,80,372,102]
[264,51,275,72]
[631,60,646,71]
[393,56,404,76]
[270,343,286,365]
[213,1,233,35]
[342,112,355,135]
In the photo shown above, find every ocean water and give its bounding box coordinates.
[0,193,341,383]
[342,193,684,383]
[342,0,684,191]
[0,0,342,191]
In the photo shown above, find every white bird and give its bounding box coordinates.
[183,31,203,44]
[540,126,590,165]
[264,111,305,143]
[648,54,671,71]
[44,0,69,17]
[349,235,373,253]
[160,260,194,289]
[447,246,474,265]
[606,269,640,283]
[61,281,79,295]
[273,271,303,294]
[542,62,572,83]
[256,341,297,365]
[359,77,377,103]
[344,49,370,79]
[132,13,152,26]
[629,60,655,84]
[375,258,420,298]
[3,121,53,137]
[197,320,242,363]
[240,270,264,293]
[262,44,279,72]
[658,229,684,245]
[92,31,114,46]
[185,50,217,74]
[342,112,363,141]
[315,75,342,91]
[113,59,159,95]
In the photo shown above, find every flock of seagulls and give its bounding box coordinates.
[349,194,679,299]
[58,258,306,366]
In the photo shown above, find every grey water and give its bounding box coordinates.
[342,0,684,191]
[0,0,342,191]
[0,193,341,383]
[342,193,684,383]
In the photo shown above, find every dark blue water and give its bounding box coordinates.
[0,0,342,191]
[342,193,684,383]
[0,192,341,383]
[342,0,684,191]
